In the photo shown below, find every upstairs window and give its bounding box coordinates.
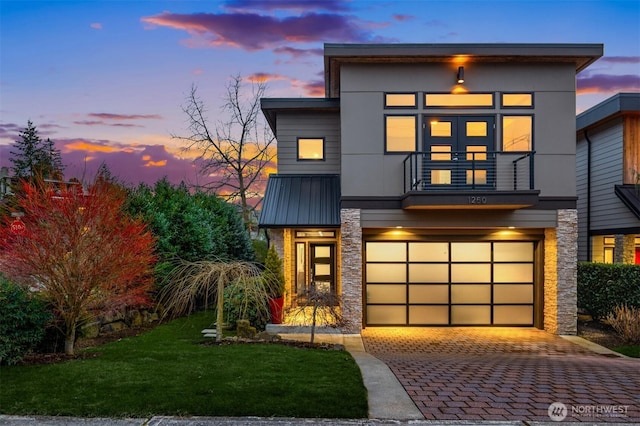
[385,93,417,108]
[297,138,325,160]
[385,115,416,152]
[502,116,533,151]
[425,93,494,108]
[502,93,533,108]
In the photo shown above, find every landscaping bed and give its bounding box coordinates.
[578,314,639,357]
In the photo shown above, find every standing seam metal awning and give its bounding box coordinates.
[259,174,341,228]
[615,185,640,220]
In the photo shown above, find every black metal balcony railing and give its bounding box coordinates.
[403,151,535,193]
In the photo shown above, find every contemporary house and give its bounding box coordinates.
[260,43,603,335]
[576,93,640,264]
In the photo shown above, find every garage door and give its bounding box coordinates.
[365,241,534,326]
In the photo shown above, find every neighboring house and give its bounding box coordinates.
[259,43,603,335]
[576,93,640,264]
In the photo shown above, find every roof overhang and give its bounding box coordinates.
[577,93,640,132]
[324,43,604,97]
[260,98,340,134]
[259,174,341,228]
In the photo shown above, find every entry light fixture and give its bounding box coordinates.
[456,66,465,84]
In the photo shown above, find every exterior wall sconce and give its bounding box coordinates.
[456,66,465,84]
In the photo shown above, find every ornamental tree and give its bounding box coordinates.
[0,178,156,355]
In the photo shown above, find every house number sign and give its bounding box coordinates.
[468,196,488,205]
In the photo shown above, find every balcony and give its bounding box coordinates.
[402,151,539,209]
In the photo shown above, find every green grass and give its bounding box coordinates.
[0,312,368,418]
[613,345,640,358]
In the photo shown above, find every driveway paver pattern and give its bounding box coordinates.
[362,327,640,422]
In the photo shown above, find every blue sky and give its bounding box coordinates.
[1,0,638,187]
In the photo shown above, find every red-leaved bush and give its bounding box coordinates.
[0,179,156,354]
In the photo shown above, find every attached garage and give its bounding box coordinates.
[365,239,537,326]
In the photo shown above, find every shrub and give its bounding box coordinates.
[607,305,640,344]
[577,262,640,320]
[0,276,52,365]
[223,281,269,331]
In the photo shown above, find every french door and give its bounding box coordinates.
[423,116,495,189]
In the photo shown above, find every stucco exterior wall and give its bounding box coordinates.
[339,62,578,199]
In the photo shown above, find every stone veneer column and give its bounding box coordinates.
[340,209,363,334]
[544,209,578,335]
[616,234,636,264]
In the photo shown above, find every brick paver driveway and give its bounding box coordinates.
[362,327,639,422]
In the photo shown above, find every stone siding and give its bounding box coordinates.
[544,209,578,335]
[615,234,636,264]
[340,209,363,333]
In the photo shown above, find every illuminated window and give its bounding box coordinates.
[466,121,487,137]
[297,138,324,160]
[425,93,494,107]
[502,93,533,107]
[502,116,532,151]
[385,93,417,108]
[386,116,416,152]
[431,121,452,137]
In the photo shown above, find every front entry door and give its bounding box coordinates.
[310,243,335,295]
[423,116,495,189]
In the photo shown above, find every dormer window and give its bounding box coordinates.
[297,138,325,160]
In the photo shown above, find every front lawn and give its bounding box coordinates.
[0,312,368,418]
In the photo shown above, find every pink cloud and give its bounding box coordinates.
[247,72,289,83]
[73,120,142,128]
[223,0,351,12]
[141,11,372,51]
[598,56,640,64]
[273,46,323,59]
[88,113,163,121]
[577,74,640,94]
[90,22,103,30]
[393,14,414,22]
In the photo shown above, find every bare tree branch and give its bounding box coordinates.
[174,75,276,228]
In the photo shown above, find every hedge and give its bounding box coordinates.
[577,262,640,320]
[0,276,52,365]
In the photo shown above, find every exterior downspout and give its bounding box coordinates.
[585,129,592,261]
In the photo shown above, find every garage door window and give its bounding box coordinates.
[365,240,535,326]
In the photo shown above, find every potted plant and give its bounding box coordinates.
[263,246,285,324]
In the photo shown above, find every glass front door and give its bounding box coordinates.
[423,116,495,189]
[310,243,335,295]
[296,242,336,299]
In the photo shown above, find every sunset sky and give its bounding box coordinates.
[1,0,639,188]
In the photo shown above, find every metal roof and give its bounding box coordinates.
[615,185,640,220]
[258,174,341,228]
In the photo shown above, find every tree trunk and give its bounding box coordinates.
[216,281,224,342]
[64,327,76,355]
[310,302,318,344]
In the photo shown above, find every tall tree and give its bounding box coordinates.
[177,75,276,228]
[0,178,156,355]
[126,178,255,282]
[9,121,64,179]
